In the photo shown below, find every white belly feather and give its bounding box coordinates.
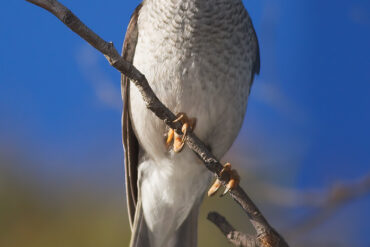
[128,0,253,245]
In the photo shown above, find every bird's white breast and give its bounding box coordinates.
[128,0,255,245]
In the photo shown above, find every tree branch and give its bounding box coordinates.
[285,175,370,238]
[260,175,370,208]
[25,0,289,246]
[208,212,258,247]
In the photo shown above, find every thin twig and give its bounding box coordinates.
[208,212,258,247]
[25,0,289,246]
[259,175,370,209]
[285,175,370,238]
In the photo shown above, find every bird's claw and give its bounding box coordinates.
[208,163,240,197]
[207,179,222,197]
[166,112,196,153]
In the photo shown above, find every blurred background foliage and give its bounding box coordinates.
[1,0,370,246]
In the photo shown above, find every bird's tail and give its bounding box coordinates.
[129,198,150,247]
[129,199,200,247]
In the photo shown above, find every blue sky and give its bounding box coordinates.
[1,0,370,245]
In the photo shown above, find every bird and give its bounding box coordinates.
[121,0,259,246]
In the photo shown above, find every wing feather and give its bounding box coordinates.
[121,3,142,229]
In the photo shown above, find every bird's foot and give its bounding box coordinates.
[166,112,196,152]
[208,163,240,197]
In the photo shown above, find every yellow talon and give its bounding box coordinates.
[174,131,185,152]
[222,169,240,196]
[208,179,222,197]
[165,113,196,153]
[208,163,240,197]
[166,128,174,148]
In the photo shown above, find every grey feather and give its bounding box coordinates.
[130,196,202,247]
[168,201,201,247]
[129,197,150,247]
[122,0,260,246]
[121,3,142,229]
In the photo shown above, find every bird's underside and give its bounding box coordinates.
[121,0,259,246]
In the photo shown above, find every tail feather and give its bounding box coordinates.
[168,203,199,247]
[129,199,150,247]
[130,200,200,247]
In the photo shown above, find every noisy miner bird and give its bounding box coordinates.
[121,0,259,246]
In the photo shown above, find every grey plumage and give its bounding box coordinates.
[121,0,259,246]
[130,192,201,247]
[121,3,142,228]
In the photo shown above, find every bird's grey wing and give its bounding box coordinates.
[246,9,260,88]
[252,27,260,76]
[121,3,142,229]
[129,193,150,247]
